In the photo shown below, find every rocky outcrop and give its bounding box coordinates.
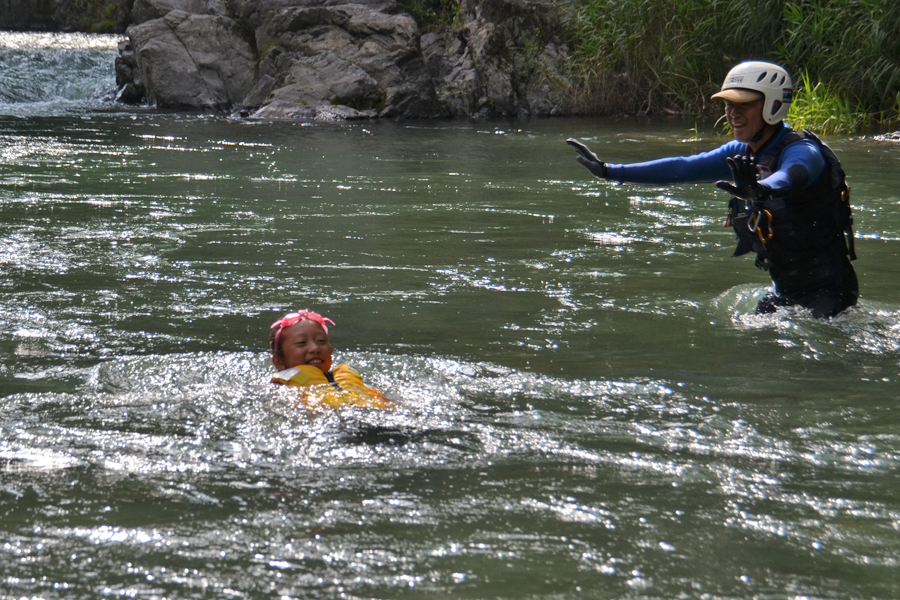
[249,0,441,119]
[115,0,576,120]
[421,0,574,118]
[126,9,257,109]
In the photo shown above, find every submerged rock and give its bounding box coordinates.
[873,131,900,142]
[115,0,576,120]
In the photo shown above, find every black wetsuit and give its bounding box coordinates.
[604,123,858,317]
[730,129,857,317]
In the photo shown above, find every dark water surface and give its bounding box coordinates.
[1,33,900,599]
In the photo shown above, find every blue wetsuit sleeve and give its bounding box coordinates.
[605,140,744,185]
[758,138,826,197]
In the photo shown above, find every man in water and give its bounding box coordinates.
[568,60,857,318]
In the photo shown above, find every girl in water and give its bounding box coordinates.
[269,310,393,409]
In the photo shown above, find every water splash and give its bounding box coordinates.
[0,32,120,116]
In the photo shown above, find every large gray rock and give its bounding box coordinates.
[249,1,443,118]
[248,50,382,119]
[129,10,257,109]
[421,0,575,118]
[263,51,381,110]
[116,0,575,120]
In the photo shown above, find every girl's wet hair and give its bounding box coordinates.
[269,310,335,357]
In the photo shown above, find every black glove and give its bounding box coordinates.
[567,138,609,179]
[715,155,767,207]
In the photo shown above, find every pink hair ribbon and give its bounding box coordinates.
[270,310,335,355]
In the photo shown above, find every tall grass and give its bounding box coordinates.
[568,0,900,131]
[787,71,868,134]
[778,0,899,120]
[568,0,782,116]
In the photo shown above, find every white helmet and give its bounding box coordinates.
[711,61,793,124]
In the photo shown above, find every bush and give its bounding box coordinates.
[568,0,900,130]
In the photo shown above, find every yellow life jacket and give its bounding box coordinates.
[271,363,394,410]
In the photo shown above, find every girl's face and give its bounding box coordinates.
[273,318,333,372]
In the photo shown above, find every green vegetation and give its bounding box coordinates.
[568,0,900,132]
[787,71,867,134]
[400,0,464,32]
[90,19,116,34]
[89,2,119,33]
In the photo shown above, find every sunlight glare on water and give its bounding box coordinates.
[1,32,900,599]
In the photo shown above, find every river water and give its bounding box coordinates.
[1,32,899,599]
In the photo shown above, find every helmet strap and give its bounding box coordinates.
[749,122,768,144]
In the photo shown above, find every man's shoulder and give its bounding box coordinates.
[714,138,746,155]
[762,125,821,160]
[781,131,824,159]
[777,125,822,149]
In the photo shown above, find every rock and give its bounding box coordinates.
[115,40,137,89]
[241,74,278,109]
[873,131,900,142]
[421,0,575,118]
[114,39,146,104]
[265,51,382,110]
[115,82,145,104]
[128,10,256,109]
[250,100,377,121]
[115,0,575,120]
[130,0,226,25]
[252,1,443,118]
[228,0,402,33]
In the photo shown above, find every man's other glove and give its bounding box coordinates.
[567,138,609,179]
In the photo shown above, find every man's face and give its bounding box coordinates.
[725,99,765,143]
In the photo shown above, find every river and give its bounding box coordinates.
[1,32,899,599]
